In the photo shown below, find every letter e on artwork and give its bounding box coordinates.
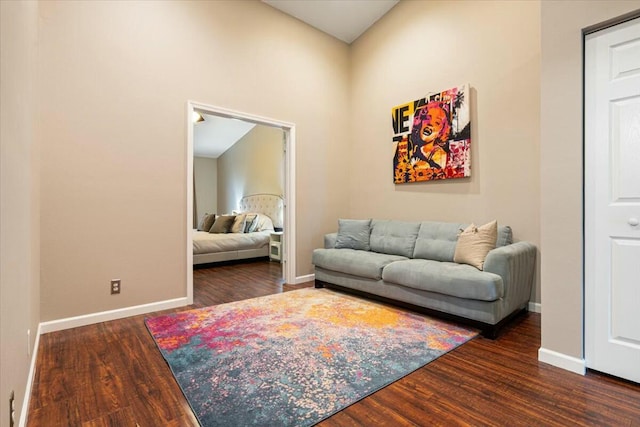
[391,102,413,135]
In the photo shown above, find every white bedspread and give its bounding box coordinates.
[192,230,271,255]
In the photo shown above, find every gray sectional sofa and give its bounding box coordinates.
[312,219,536,338]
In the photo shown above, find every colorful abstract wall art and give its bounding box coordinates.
[392,84,471,183]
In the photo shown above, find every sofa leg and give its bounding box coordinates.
[480,307,528,339]
[481,326,499,340]
[314,280,325,289]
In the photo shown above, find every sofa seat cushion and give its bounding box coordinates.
[313,248,407,280]
[381,259,504,301]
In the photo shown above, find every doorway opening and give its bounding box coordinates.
[185,101,297,303]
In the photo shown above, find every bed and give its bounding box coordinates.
[193,194,284,265]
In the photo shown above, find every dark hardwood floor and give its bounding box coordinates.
[28,260,640,426]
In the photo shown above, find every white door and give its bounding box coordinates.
[585,17,640,383]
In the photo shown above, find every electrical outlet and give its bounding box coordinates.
[111,279,121,295]
[9,390,15,427]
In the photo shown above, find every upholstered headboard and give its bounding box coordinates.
[238,194,284,229]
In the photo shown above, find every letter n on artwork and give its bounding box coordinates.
[392,84,471,183]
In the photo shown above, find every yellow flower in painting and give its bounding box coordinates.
[395,152,416,183]
[409,159,429,182]
[411,159,427,169]
[426,168,446,180]
[416,168,430,180]
[408,159,449,182]
[394,160,411,183]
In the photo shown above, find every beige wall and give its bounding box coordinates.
[38,0,350,321]
[0,0,40,424]
[540,1,640,358]
[194,156,218,221]
[349,0,542,301]
[217,125,284,214]
[12,0,639,417]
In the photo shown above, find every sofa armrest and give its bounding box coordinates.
[483,241,536,310]
[324,232,338,249]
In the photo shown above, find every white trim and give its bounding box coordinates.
[538,347,587,375]
[186,101,297,288]
[39,297,189,333]
[293,273,315,285]
[186,102,194,305]
[584,27,599,378]
[18,324,41,427]
[284,127,296,285]
[528,302,541,313]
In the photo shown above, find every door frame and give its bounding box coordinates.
[186,101,296,303]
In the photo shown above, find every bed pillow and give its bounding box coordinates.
[198,213,216,232]
[209,215,236,234]
[231,214,247,233]
[244,214,258,233]
[453,220,498,270]
[254,213,275,232]
[335,219,372,251]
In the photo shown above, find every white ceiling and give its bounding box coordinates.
[193,114,256,158]
[262,0,399,44]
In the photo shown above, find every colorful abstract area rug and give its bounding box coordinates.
[145,288,478,426]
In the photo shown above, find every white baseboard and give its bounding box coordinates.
[39,297,190,334]
[19,323,41,427]
[538,347,586,375]
[293,273,315,284]
[528,302,541,313]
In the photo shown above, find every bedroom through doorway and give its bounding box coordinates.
[186,102,296,302]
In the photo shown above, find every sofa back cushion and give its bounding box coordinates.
[370,220,420,258]
[413,222,465,262]
[413,221,514,261]
[335,219,372,251]
[496,225,513,247]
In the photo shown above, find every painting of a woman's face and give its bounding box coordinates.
[411,103,451,145]
[391,84,471,184]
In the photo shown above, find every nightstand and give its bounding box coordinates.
[269,231,283,262]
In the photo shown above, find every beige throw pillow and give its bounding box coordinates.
[230,214,247,233]
[453,220,498,270]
